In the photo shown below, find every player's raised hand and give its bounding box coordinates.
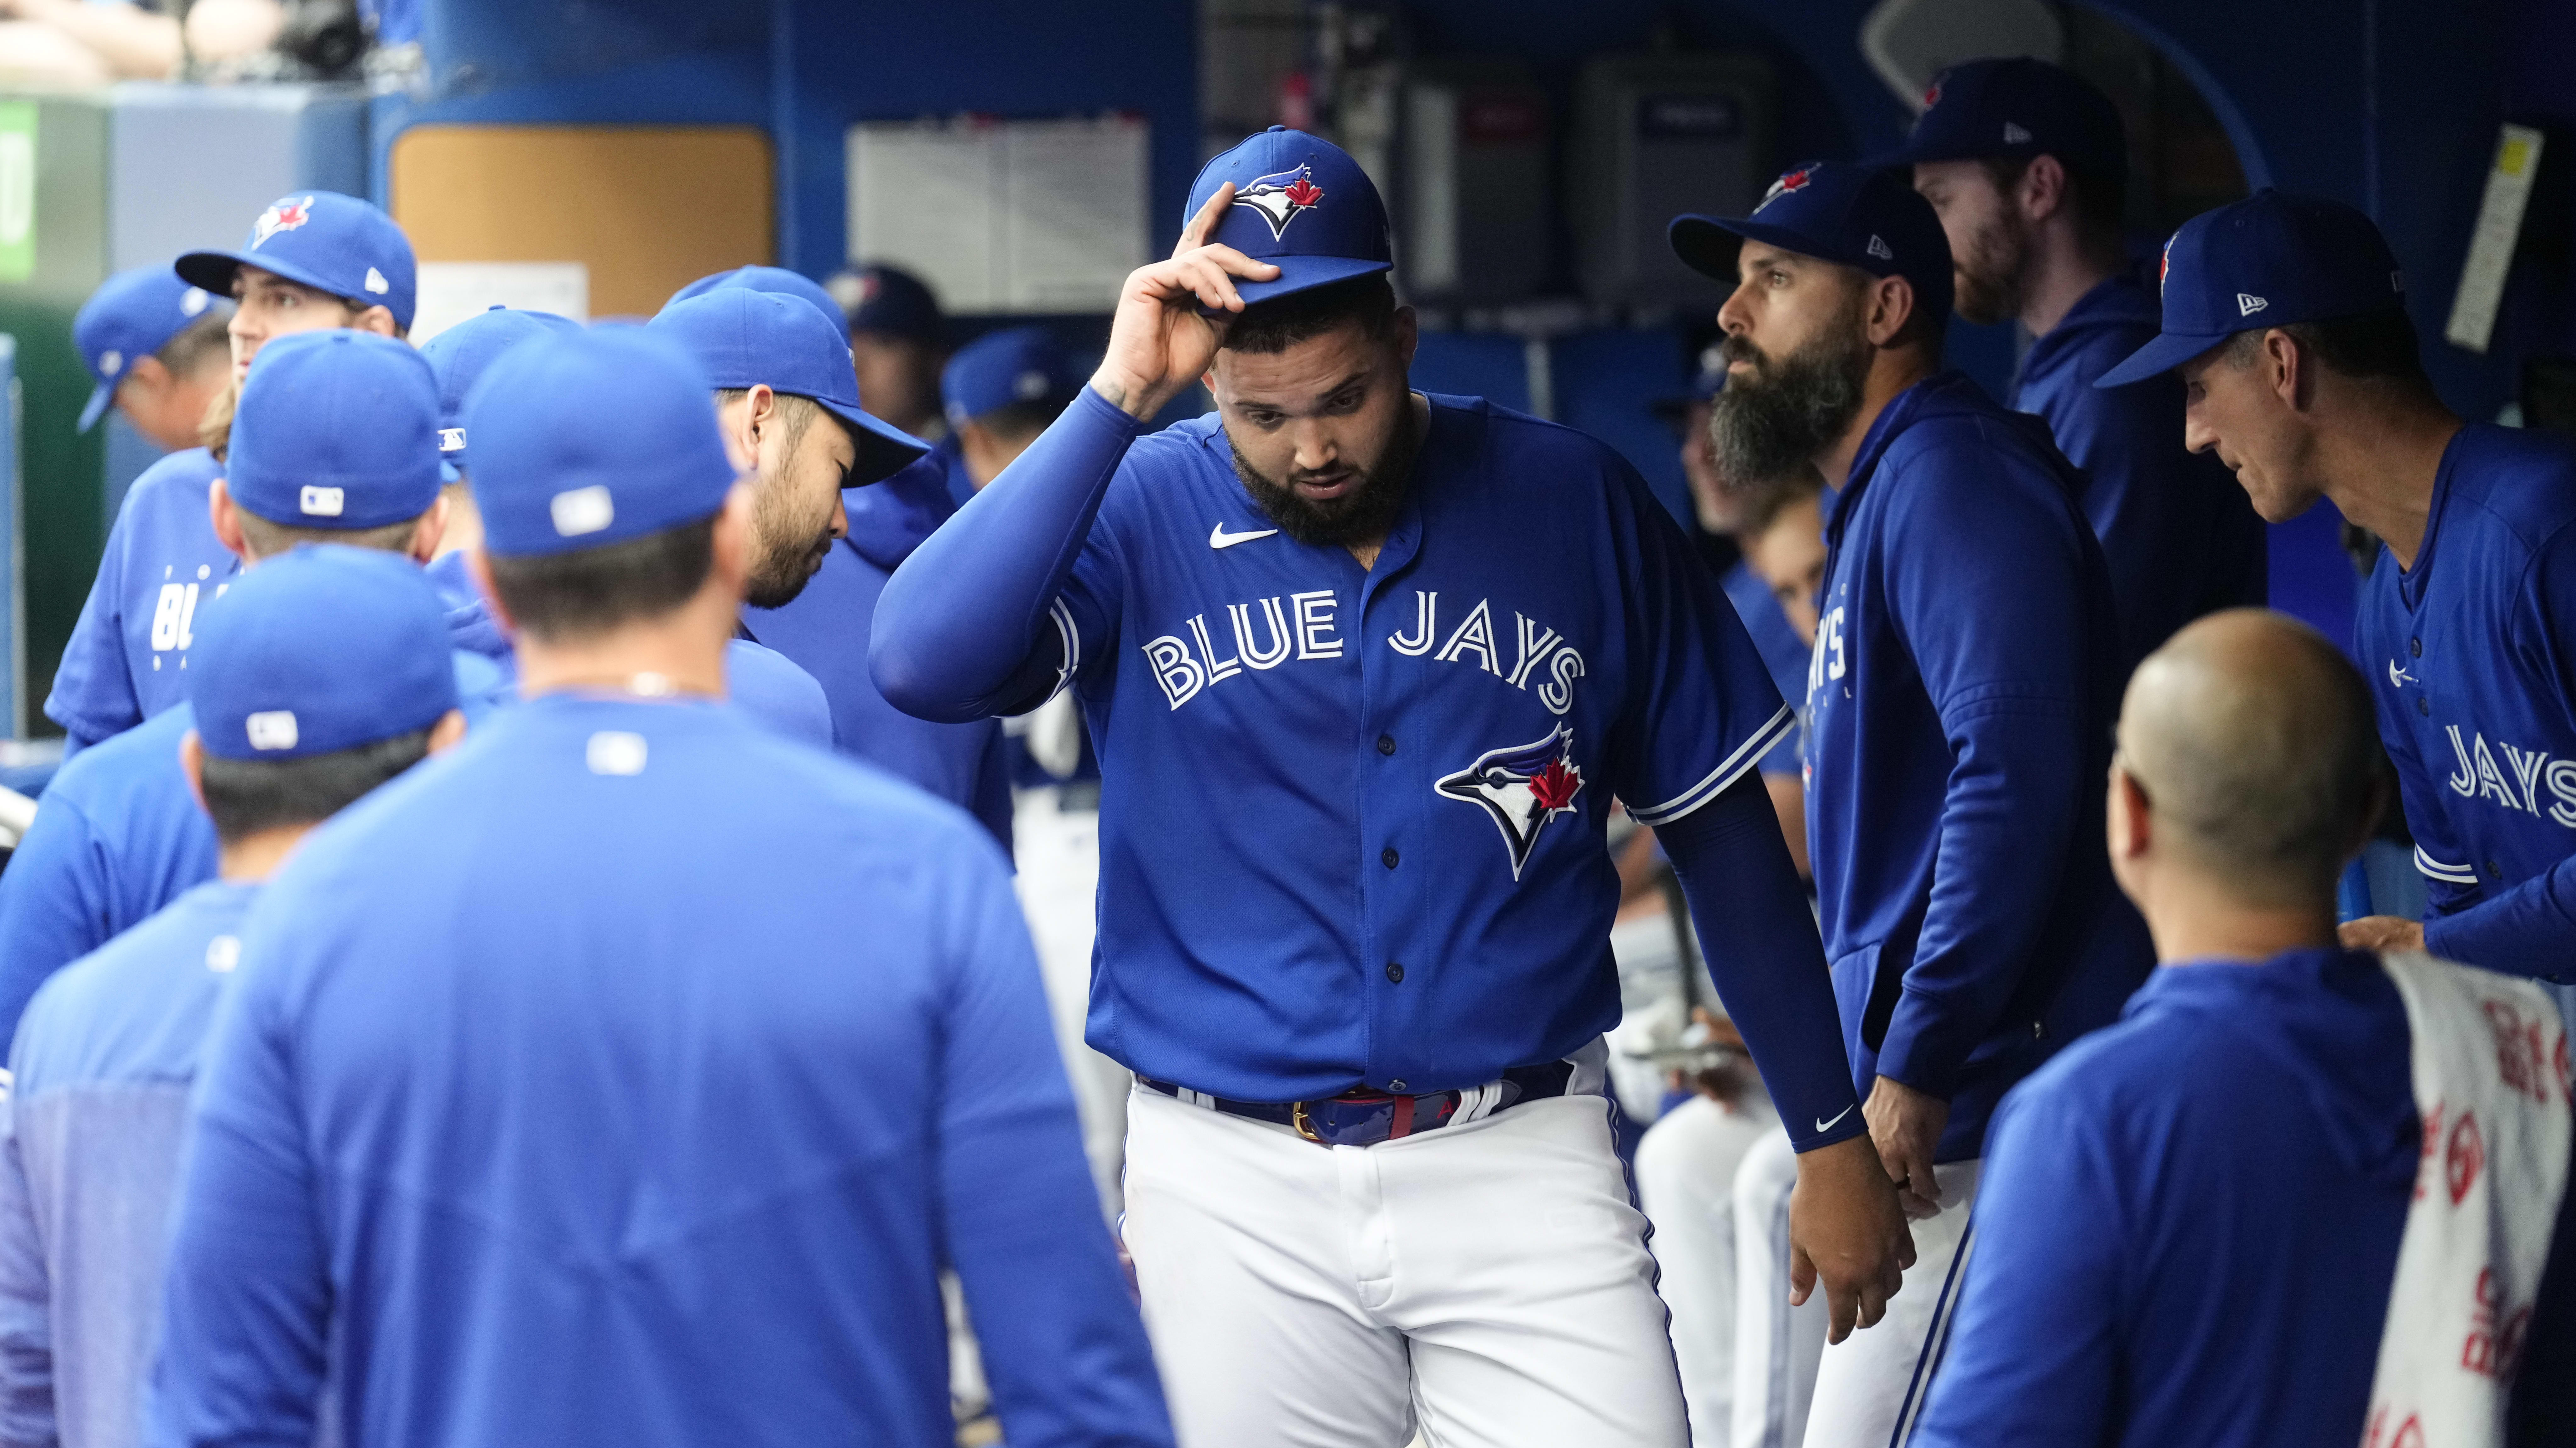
[1786,1132,1915,1344]
[1089,183,1281,421]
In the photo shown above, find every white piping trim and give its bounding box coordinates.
[2415,845,2479,885]
[1627,704,1797,826]
[1047,598,1081,702]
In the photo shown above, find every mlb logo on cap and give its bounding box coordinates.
[245,710,300,752]
[1187,127,1393,308]
[551,485,615,538]
[299,486,345,518]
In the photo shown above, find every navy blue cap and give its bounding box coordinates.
[942,326,1081,428]
[666,265,845,337]
[2096,189,2408,388]
[418,307,581,469]
[1671,161,1955,323]
[1653,341,1729,420]
[467,327,739,558]
[176,192,418,330]
[648,289,929,484]
[1186,126,1394,307]
[73,267,223,431]
[1872,57,2127,180]
[190,544,458,762]
[228,330,444,530]
[829,263,944,345]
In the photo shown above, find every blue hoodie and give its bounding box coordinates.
[1917,948,2576,1448]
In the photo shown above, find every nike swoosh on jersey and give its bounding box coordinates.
[1815,1104,1855,1133]
[1209,523,1279,549]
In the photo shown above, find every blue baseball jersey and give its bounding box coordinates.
[2359,424,2576,979]
[1916,948,2576,1448]
[2011,274,2267,665]
[44,449,236,748]
[1032,391,1795,1103]
[1807,372,2152,1160]
[744,455,1013,848]
[148,694,1168,1448]
[0,879,256,1448]
[1721,559,1807,776]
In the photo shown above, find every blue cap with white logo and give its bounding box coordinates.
[648,288,929,485]
[418,307,582,470]
[228,330,444,531]
[942,326,1081,429]
[2095,189,2409,388]
[1186,126,1394,307]
[830,263,944,345]
[73,266,223,432]
[1871,57,2128,180]
[190,543,459,762]
[176,191,418,330]
[1670,160,1955,323]
[466,326,739,558]
[666,265,847,337]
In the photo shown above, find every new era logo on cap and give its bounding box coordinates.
[300,485,345,517]
[245,710,300,752]
[252,196,314,248]
[98,350,123,378]
[181,287,210,317]
[2237,292,2270,316]
[551,485,615,537]
[364,267,390,295]
[2003,122,2033,144]
[1867,234,1894,260]
[1013,368,1048,400]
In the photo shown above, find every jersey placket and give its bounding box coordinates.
[1353,509,1426,1093]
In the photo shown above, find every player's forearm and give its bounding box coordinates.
[2421,858,2576,980]
[872,386,1137,723]
[1660,778,1864,1153]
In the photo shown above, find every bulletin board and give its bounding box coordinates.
[387,124,774,320]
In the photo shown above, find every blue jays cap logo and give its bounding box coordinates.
[252,196,315,248]
[1233,162,1326,241]
[1922,71,1947,109]
[1756,166,1814,214]
[1436,724,1585,880]
[2158,233,2175,296]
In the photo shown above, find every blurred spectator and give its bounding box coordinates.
[72,267,232,454]
[0,0,281,84]
[828,262,949,441]
[1740,472,1828,649]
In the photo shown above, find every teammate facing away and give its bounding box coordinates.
[2099,191,2576,982]
[1671,160,2152,1448]
[871,127,1910,1447]
[148,327,1170,1448]
[1917,609,2576,1448]
[1891,57,2264,665]
[46,191,418,751]
[0,546,464,1448]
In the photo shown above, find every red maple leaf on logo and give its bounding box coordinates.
[1529,758,1582,812]
[1283,177,1323,208]
[275,201,308,228]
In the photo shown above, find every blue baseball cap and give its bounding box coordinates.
[467,327,739,558]
[1872,57,2128,180]
[177,191,418,331]
[666,265,845,337]
[418,307,582,470]
[1670,161,1956,323]
[228,330,444,531]
[829,263,944,345]
[2096,189,2409,388]
[73,266,224,431]
[943,326,1082,429]
[1653,340,1729,421]
[1186,126,1393,307]
[190,544,458,762]
[648,289,929,484]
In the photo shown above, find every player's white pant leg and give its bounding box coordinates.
[1122,1084,1691,1448]
[1794,1158,1982,1448]
[1636,1093,1778,1448]
[1607,910,1688,1125]
[1730,1129,1826,1448]
[1011,791,1129,1219]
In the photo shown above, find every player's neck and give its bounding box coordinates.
[2314,390,2462,572]
[514,588,736,703]
[2016,223,2121,339]
[1819,350,1938,491]
[2135,870,2341,965]
[1342,392,1432,571]
[217,823,315,883]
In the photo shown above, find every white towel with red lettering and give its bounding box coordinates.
[2363,951,2572,1448]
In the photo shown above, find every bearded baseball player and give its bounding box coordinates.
[872,127,1910,1446]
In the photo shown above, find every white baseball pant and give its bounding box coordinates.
[1729,1129,1828,1448]
[1011,788,1129,1221]
[1635,1092,1780,1448]
[1796,1158,1981,1448]
[1120,1078,1691,1448]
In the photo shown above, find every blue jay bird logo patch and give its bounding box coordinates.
[1436,725,1585,880]
[1232,164,1326,240]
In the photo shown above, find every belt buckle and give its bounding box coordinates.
[1292,1099,1326,1144]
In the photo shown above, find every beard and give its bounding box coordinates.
[1950,207,2030,327]
[743,462,837,610]
[1707,300,1874,490]
[1229,414,1420,547]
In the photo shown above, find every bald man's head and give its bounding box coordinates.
[2115,609,2383,907]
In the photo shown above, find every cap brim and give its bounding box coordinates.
[176,248,351,307]
[76,382,113,432]
[816,397,934,485]
[2093,330,2226,389]
[1228,255,1394,310]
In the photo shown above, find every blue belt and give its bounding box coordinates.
[1141,1060,1576,1148]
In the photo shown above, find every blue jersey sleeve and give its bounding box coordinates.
[43,514,142,749]
[0,1091,54,1448]
[1909,1083,2123,1447]
[932,834,1173,1446]
[1873,443,2097,1099]
[0,798,114,1042]
[873,386,1142,724]
[146,929,334,1448]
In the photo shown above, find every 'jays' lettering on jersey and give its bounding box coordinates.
[44,449,236,748]
[983,390,1798,1105]
[1807,371,2152,1161]
[2012,273,2267,664]
[2360,424,2576,979]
